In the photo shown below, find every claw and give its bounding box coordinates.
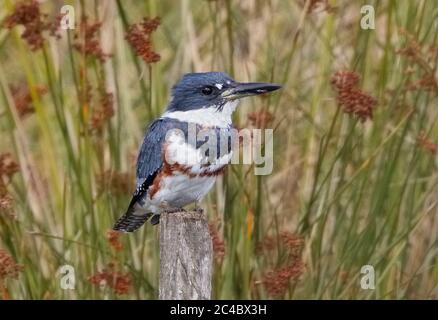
[165,207,186,214]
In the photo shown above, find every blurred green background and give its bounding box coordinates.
[0,0,436,299]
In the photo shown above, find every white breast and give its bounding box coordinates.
[137,130,231,214]
[161,100,239,127]
[164,129,233,175]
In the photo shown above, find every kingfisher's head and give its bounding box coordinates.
[166,72,281,114]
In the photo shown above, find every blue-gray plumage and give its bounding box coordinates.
[113,72,281,232]
[167,72,235,112]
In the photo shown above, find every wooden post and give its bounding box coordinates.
[159,209,213,300]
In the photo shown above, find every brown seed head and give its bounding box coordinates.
[331,70,377,122]
[74,16,109,62]
[0,153,19,181]
[3,0,61,50]
[90,92,115,131]
[0,194,13,211]
[331,70,360,92]
[106,230,123,251]
[247,110,274,128]
[262,260,305,298]
[280,231,305,256]
[208,221,225,263]
[125,17,161,64]
[10,84,47,118]
[88,263,132,295]
[0,250,23,281]
[417,131,438,155]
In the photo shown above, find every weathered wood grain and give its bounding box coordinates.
[159,209,213,300]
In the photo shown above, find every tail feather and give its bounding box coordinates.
[113,212,153,232]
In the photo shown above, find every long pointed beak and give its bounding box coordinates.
[222,82,282,100]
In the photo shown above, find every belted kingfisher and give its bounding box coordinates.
[113,72,281,232]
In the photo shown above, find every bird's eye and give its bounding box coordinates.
[201,86,214,95]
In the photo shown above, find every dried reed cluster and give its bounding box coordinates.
[75,70,114,132]
[417,131,438,155]
[74,17,109,62]
[10,83,47,118]
[91,92,115,132]
[396,29,438,93]
[280,231,305,255]
[88,263,132,295]
[0,154,19,217]
[0,194,13,211]
[125,17,161,64]
[106,230,123,252]
[258,232,305,298]
[89,232,128,296]
[406,75,437,92]
[0,250,23,281]
[331,70,377,122]
[0,153,19,182]
[396,29,434,61]
[247,110,274,128]
[208,221,225,263]
[262,262,305,298]
[2,0,61,51]
[396,39,422,60]
[299,0,334,13]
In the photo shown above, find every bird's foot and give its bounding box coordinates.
[164,207,186,214]
[151,207,185,225]
[150,214,160,225]
[193,201,203,214]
